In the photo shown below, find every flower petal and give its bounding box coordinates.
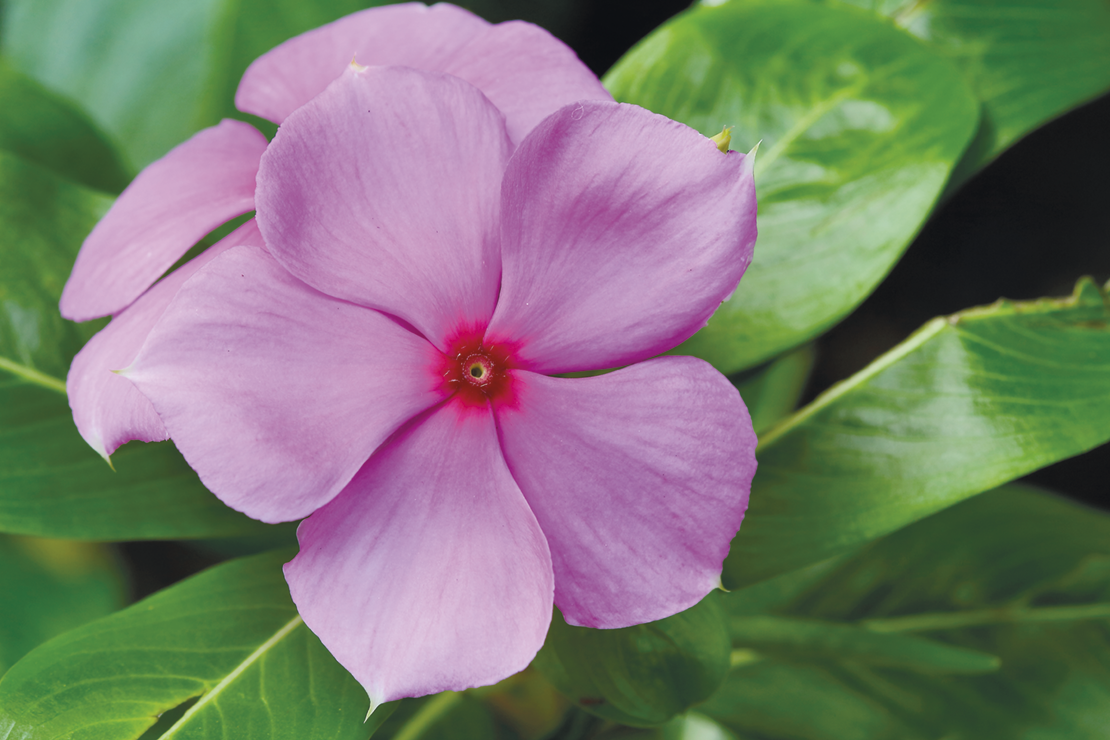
[127,245,447,523]
[235,2,489,125]
[286,401,553,705]
[256,66,509,349]
[442,20,611,145]
[495,357,756,628]
[486,101,757,374]
[60,119,268,322]
[67,220,265,459]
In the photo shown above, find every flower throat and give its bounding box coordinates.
[441,331,515,408]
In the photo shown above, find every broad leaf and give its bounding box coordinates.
[0,150,111,381]
[604,0,978,373]
[704,484,1110,739]
[725,277,1110,588]
[1,0,386,169]
[0,60,130,193]
[372,693,501,740]
[728,616,999,674]
[0,549,390,740]
[0,535,124,674]
[533,594,731,727]
[733,344,815,434]
[0,151,275,540]
[1,380,269,540]
[830,0,1110,184]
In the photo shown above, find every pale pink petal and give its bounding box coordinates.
[235,2,489,125]
[495,357,756,628]
[60,119,268,322]
[486,102,757,374]
[255,66,509,350]
[444,20,611,145]
[67,220,265,459]
[127,246,447,523]
[286,401,553,705]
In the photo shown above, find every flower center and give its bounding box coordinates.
[440,331,516,408]
[465,355,494,385]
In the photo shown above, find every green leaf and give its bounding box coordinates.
[0,535,125,674]
[728,616,999,674]
[604,0,979,373]
[733,344,815,434]
[829,0,1110,185]
[703,484,1110,739]
[0,150,275,540]
[533,594,731,727]
[0,0,387,170]
[0,149,112,382]
[373,693,499,740]
[0,59,131,193]
[0,549,391,740]
[725,277,1110,589]
[1,378,273,540]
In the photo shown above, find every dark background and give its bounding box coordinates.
[127,0,1110,597]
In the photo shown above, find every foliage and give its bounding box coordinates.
[0,0,1107,737]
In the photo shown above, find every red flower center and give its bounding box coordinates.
[441,331,515,408]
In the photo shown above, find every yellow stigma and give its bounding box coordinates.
[349,55,368,72]
[709,125,733,153]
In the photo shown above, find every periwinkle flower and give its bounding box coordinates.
[60,3,759,710]
[61,2,610,457]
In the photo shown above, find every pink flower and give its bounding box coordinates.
[61,3,758,709]
[61,2,611,458]
[117,63,758,705]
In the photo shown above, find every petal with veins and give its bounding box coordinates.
[286,401,553,705]
[60,119,267,321]
[67,220,265,458]
[495,357,756,628]
[487,101,757,374]
[128,245,447,522]
[256,66,509,350]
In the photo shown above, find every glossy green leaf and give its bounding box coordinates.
[728,616,999,674]
[533,594,731,727]
[0,150,111,381]
[0,535,125,674]
[0,549,391,740]
[733,344,815,434]
[703,484,1110,739]
[0,150,277,540]
[373,693,500,740]
[1,0,387,170]
[829,0,1110,184]
[724,277,1110,589]
[0,60,130,193]
[604,0,978,373]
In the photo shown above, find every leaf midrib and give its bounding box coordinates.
[159,615,303,739]
[0,356,66,394]
[863,602,1110,632]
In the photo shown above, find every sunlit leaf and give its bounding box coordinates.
[1,0,387,169]
[725,277,1110,588]
[605,0,978,373]
[0,550,388,740]
[828,0,1110,185]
